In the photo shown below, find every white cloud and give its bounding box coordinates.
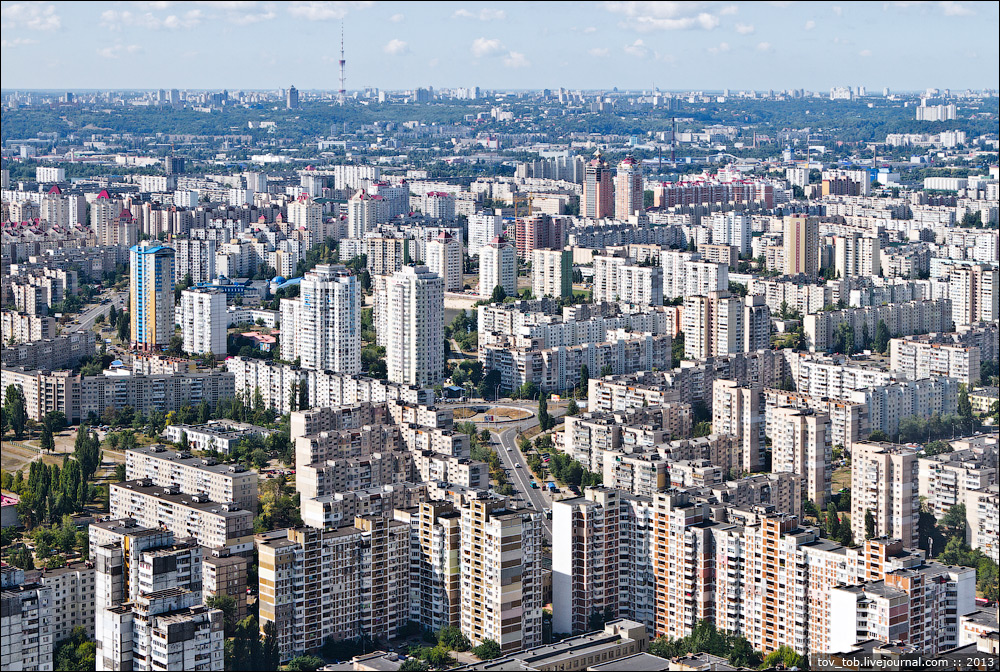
[720,5,738,15]
[583,26,597,33]
[707,41,730,54]
[471,37,504,57]
[832,5,843,15]
[859,48,872,57]
[756,41,772,51]
[623,38,649,57]
[804,19,816,29]
[287,1,373,21]
[453,8,506,21]
[503,51,530,68]
[389,13,404,22]
[97,43,144,59]
[735,22,754,34]
[588,47,610,57]
[383,38,408,55]
[604,1,722,31]
[1,37,38,48]
[938,1,974,15]
[100,8,203,30]
[1,3,61,31]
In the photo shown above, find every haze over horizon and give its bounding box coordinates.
[2,1,998,91]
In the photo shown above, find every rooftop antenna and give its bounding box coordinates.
[338,23,346,105]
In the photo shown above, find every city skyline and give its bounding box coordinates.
[2,1,998,91]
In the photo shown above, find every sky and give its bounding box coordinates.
[1,1,998,92]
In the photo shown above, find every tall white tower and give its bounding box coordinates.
[386,265,444,387]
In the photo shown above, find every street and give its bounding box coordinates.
[64,289,127,334]
[495,427,554,540]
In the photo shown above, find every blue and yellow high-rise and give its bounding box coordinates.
[130,242,176,351]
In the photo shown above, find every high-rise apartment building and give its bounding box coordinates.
[583,151,613,219]
[744,295,771,351]
[683,291,747,359]
[531,248,572,299]
[180,288,227,356]
[366,237,408,276]
[783,214,819,276]
[286,85,299,109]
[0,566,53,672]
[287,192,323,240]
[834,233,881,279]
[593,255,629,304]
[257,519,410,662]
[478,235,516,299]
[425,231,463,292]
[386,265,444,387]
[125,445,258,512]
[171,238,217,285]
[770,407,831,507]
[553,489,620,635]
[712,380,764,473]
[395,501,462,633]
[347,188,377,239]
[468,212,504,257]
[614,156,643,220]
[711,212,751,256]
[949,264,998,326]
[889,338,980,386]
[460,495,544,654]
[130,242,176,351]
[280,264,361,374]
[850,441,919,548]
[514,214,565,259]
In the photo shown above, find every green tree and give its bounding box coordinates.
[262,621,281,672]
[865,509,877,540]
[538,396,551,432]
[940,503,967,537]
[438,625,471,651]
[566,399,580,416]
[761,645,808,670]
[874,319,891,354]
[958,384,973,419]
[40,423,55,452]
[205,594,238,636]
[472,639,502,660]
[287,655,326,671]
[4,385,28,440]
[490,284,507,304]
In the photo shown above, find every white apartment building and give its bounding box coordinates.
[36,166,65,183]
[125,445,258,511]
[966,485,999,564]
[918,449,997,520]
[0,566,54,672]
[890,338,980,386]
[614,156,643,220]
[257,520,410,662]
[661,251,729,300]
[280,264,361,374]
[468,212,504,257]
[712,379,764,473]
[1,313,56,344]
[180,288,227,357]
[385,265,444,387]
[532,248,572,299]
[287,194,323,239]
[109,480,254,554]
[835,233,881,279]
[850,442,920,548]
[32,562,97,643]
[850,377,959,437]
[425,231,463,292]
[949,264,998,326]
[769,406,831,507]
[170,238,217,284]
[347,188,377,239]
[460,496,544,654]
[478,235,516,298]
[710,212,751,255]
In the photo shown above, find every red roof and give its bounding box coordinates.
[48,185,62,195]
[97,189,111,199]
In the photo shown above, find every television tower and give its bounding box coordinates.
[338,24,346,105]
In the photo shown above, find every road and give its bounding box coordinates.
[495,427,553,539]
[65,290,127,334]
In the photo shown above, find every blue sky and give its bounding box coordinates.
[2,1,997,91]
